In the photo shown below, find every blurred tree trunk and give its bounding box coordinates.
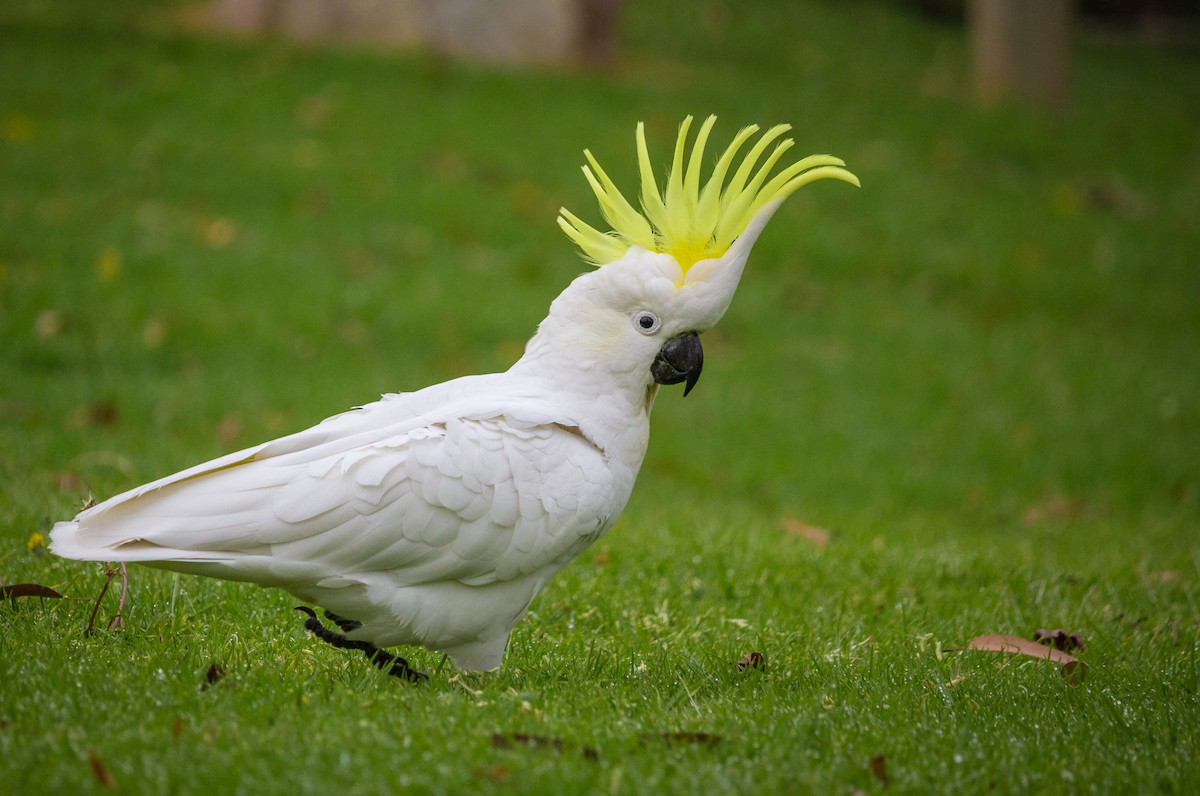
[970,0,1074,110]
[577,0,622,67]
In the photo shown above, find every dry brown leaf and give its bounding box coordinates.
[88,751,117,789]
[781,517,831,548]
[1021,495,1083,525]
[489,733,597,760]
[965,633,1087,683]
[217,414,244,447]
[1,583,64,599]
[869,754,889,787]
[35,308,64,338]
[202,663,226,690]
[1033,628,1085,652]
[1059,660,1087,684]
[737,651,766,673]
[472,765,511,783]
[203,217,239,248]
[72,400,119,428]
[638,732,722,748]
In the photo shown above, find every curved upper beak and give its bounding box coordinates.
[651,332,704,397]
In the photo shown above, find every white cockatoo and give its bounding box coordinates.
[51,116,857,678]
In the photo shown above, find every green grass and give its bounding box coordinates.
[2,1,1198,792]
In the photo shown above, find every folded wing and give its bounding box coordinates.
[51,397,618,593]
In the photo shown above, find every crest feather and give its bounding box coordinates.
[558,115,859,269]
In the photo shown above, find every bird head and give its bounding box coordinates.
[518,115,858,404]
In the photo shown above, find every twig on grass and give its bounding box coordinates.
[85,563,128,636]
[108,562,128,631]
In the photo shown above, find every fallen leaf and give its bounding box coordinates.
[203,217,239,248]
[782,517,831,548]
[88,751,117,789]
[1,583,64,599]
[1021,495,1083,525]
[202,663,226,689]
[34,308,64,338]
[488,733,598,760]
[1083,177,1149,218]
[638,732,722,748]
[1033,628,1085,652]
[142,316,168,349]
[171,716,184,739]
[869,754,889,787]
[472,765,511,783]
[217,414,244,447]
[737,651,766,673]
[72,400,119,428]
[963,633,1087,683]
[1060,660,1087,685]
[592,551,609,566]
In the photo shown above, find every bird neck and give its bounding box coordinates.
[509,319,655,421]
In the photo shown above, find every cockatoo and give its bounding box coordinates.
[51,116,857,679]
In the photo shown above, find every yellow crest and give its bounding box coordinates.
[558,115,859,270]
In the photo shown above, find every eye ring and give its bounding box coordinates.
[632,310,661,335]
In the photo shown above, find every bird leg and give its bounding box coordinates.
[294,606,427,682]
[322,609,362,632]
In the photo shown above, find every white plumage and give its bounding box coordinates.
[53,373,635,671]
[51,117,856,674]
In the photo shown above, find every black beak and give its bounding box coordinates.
[651,332,704,397]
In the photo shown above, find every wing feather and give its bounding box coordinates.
[56,392,619,594]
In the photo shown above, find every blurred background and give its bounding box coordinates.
[1,0,1197,566]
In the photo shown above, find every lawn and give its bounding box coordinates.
[2,0,1198,792]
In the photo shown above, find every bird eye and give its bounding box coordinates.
[632,311,661,335]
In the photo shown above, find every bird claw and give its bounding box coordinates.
[384,657,429,682]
